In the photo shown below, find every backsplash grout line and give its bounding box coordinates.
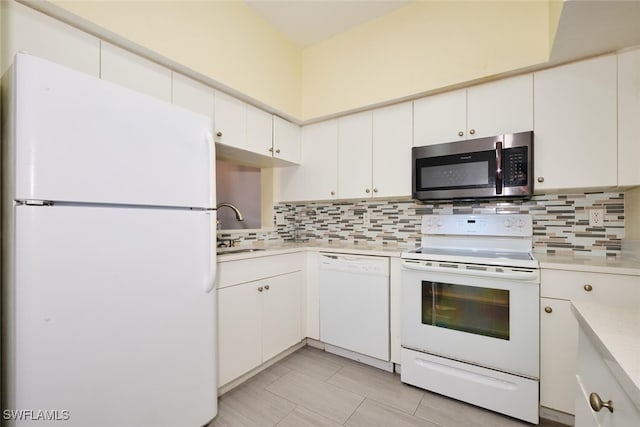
[219,192,625,258]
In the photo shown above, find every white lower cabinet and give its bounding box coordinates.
[540,298,578,414]
[217,279,262,386]
[216,254,305,387]
[540,269,640,416]
[575,328,640,426]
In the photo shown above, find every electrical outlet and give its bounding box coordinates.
[363,212,370,226]
[275,213,285,225]
[589,209,605,227]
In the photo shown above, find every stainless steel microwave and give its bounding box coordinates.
[412,131,533,201]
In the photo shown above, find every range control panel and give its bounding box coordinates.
[421,214,533,237]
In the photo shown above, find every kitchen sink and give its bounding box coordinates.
[216,248,266,255]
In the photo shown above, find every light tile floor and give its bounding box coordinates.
[209,346,565,427]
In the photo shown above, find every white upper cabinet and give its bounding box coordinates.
[273,117,302,164]
[246,104,273,156]
[373,102,413,198]
[413,74,533,147]
[302,120,339,201]
[171,73,214,118]
[466,74,533,139]
[534,55,617,191]
[214,91,247,149]
[1,1,100,76]
[100,42,172,102]
[618,48,640,187]
[414,89,466,146]
[337,103,413,200]
[338,111,373,199]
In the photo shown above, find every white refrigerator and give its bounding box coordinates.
[2,54,218,426]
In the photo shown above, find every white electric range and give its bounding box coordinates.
[400,214,540,424]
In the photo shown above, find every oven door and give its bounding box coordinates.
[401,260,539,378]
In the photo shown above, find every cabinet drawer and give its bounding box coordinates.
[540,269,640,304]
[575,328,640,426]
[217,252,305,289]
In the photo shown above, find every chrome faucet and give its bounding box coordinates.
[216,203,245,222]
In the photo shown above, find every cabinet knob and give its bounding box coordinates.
[366,188,371,193]
[275,148,280,154]
[537,177,544,183]
[330,191,335,196]
[589,392,614,413]
[584,284,593,292]
[373,188,378,193]
[469,129,475,135]
[458,131,464,137]
[257,286,264,292]
[268,147,274,152]
[216,131,222,137]
[544,306,553,314]
[264,284,270,290]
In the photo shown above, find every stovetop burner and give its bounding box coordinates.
[401,214,539,269]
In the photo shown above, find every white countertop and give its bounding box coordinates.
[571,301,640,411]
[217,241,640,275]
[535,252,640,276]
[216,241,406,262]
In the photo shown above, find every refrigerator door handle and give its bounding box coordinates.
[205,211,217,293]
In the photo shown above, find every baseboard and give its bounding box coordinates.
[324,344,393,372]
[540,406,574,426]
[217,340,306,395]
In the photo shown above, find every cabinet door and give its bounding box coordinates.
[373,102,413,198]
[338,111,373,199]
[302,120,339,200]
[273,116,301,164]
[262,272,302,361]
[1,1,100,77]
[467,74,533,139]
[217,282,262,386]
[100,42,172,102]
[214,91,247,149]
[618,48,640,187]
[534,55,617,190]
[275,165,305,202]
[413,89,466,146]
[246,105,273,156]
[172,73,214,117]
[540,298,578,414]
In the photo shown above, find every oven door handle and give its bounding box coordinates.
[401,260,539,281]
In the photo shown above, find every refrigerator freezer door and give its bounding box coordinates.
[10,205,216,426]
[14,53,214,208]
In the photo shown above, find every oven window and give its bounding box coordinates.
[421,281,510,340]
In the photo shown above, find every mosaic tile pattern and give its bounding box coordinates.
[272,192,625,258]
[216,192,625,257]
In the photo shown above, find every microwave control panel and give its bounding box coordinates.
[503,147,528,187]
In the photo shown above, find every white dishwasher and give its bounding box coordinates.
[319,253,390,365]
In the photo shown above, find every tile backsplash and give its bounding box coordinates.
[220,192,625,258]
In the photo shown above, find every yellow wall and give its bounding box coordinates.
[50,0,302,118]
[48,0,551,121]
[626,187,640,240]
[548,0,564,52]
[300,1,550,120]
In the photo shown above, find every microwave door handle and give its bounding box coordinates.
[495,140,503,194]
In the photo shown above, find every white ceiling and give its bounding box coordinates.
[245,0,411,47]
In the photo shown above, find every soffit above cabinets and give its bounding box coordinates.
[244,0,411,47]
[550,0,640,63]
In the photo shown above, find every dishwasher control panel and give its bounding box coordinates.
[319,253,389,276]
